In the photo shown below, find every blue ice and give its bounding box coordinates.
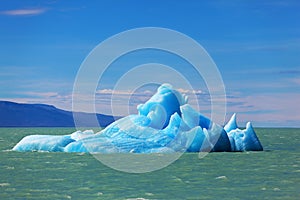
[13,83,263,153]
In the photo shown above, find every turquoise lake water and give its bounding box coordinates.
[0,128,299,199]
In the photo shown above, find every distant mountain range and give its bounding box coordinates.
[0,101,119,127]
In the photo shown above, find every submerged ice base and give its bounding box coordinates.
[13,84,263,153]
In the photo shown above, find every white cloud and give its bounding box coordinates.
[95,88,206,98]
[96,89,133,95]
[23,92,59,98]
[1,8,47,16]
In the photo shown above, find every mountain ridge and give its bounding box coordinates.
[0,101,119,127]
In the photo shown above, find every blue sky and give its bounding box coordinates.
[0,0,299,127]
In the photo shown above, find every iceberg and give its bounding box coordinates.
[225,114,263,151]
[13,83,263,153]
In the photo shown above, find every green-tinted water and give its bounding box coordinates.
[0,128,299,199]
